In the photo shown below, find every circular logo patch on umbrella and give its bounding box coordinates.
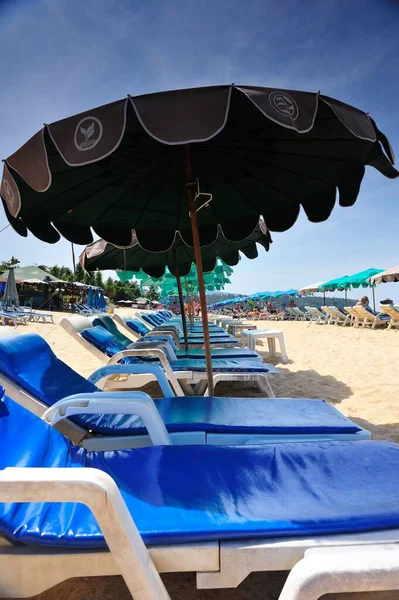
[74,116,103,151]
[2,179,15,207]
[269,91,299,120]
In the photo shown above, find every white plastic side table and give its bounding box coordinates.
[242,329,288,364]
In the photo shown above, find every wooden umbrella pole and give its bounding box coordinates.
[189,281,195,324]
[184,277,192,325]
[184,144,214,396]
[173,249,188,350]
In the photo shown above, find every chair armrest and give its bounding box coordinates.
[108,348,185,396]
[88,364,174,397]
[42,391,171,446]
[130,339,177,362]
[0,467,170,600]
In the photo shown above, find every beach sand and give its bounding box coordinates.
[5,310,399,600]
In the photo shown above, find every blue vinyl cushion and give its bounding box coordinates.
[0,392,399,549]
[81,327,273,373]
[0,332,363,438]
[92,316,133,348]
[0,333,360,437]
[126,319,150,337]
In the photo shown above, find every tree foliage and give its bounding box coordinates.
[0,256,20,272]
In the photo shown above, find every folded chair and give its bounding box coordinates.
[0,333,369,450]
[98,315,262,361]
[1,390,399,600]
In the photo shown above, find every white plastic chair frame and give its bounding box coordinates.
[0,468,398,599]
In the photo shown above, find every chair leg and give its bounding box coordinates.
[258,375,275,398]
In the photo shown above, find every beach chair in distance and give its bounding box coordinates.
[321,306,348,326]
[0,391,399,599]
[0,311,29,326]
[351,305,390,330]
[305,307,328,324]
[285,307,298,320]
[328,306,351,326]
[344,306,361,327]
[292,307,307,321]
[379,304,399,330]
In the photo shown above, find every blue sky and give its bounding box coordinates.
[0,0,398,302]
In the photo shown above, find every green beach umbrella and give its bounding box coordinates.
[318,268,385,309]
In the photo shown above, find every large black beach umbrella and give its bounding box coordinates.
[79,219,271,347]
[1,85,397,394]
[79,220,271,277]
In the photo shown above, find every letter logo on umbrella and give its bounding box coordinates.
[269,91,299,120]
[74,116,103,151]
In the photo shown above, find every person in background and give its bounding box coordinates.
[289,298,297,308]
[356,295,376,315]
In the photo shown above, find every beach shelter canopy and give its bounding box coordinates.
[298,281,327,295]
[80,221,271,278]
[0,265,64,283]
[368,265,399,285]
[1,268,19,308]
[318,268,385,292]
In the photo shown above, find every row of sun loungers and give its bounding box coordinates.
[276,304,399,329]
[0,309,398,598]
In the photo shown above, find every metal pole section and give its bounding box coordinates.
[184,144,214,396]
[71,243,76,272]
[173,249,188,350]
[372,286,376,312]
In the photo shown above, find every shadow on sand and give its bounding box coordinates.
[32,571,399,600]
[350,417,399,444]
[214,366,352,404]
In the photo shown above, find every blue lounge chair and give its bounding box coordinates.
[97,315,262,361]
[79,323,279,396]
[135,312,240,347]
[0,388,398,598]
[0,333,369,450]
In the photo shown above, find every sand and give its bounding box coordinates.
[4,310,399,600]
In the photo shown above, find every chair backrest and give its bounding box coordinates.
[127,319,151,337]
[380,305,399,319]
[92,315,132,348]
[0,333,98,409]
[60,316,106,362]
[353,305,374,320]
[81,326,137,360]
[328,306,346,318]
